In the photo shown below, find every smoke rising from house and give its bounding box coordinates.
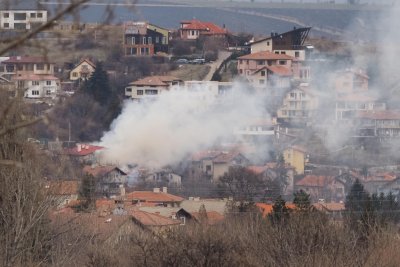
[99,82,268,167]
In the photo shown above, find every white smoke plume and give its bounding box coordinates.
[99,82,268,168]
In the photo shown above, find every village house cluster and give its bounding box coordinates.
[2,6,400,244]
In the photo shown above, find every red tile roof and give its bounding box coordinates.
[356,110,400,120]
[213,151,243,163]
[45,180,79,195]
[4,56,52,64]
[256,203,296,217]
[191,150,222,161]
[64,144,103,156]
[125,191,184,203]
[131,210,181,226]
[296,175,334,187]
[13,74,59,81]
[191,211,224,225]
[77,58,96,68]
[247,165,271,175]
[238,51,294,60]
[130,76,181,87]
[83,165,126,177]
[181,19,227,34]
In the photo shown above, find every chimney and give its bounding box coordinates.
[153,187,160,193]
[162,187,167,193]
[76,143,82,152]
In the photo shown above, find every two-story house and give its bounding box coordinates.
[354,110,400,142]
[83,165,128,198]
[248,27,312,60]
[123,21,170,56]
[69,58,96,81]
[277,85,320,124]
[3,56,60,98]
[179,19,228,41]
[0,10,48,30]
[335,68,369,96]
[295,175,346,202]
[125,76,183,100]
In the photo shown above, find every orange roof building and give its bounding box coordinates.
[180,19,228,40]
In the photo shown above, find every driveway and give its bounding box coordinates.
[203,50,232,81]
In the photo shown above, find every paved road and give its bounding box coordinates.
[203,50,232,81]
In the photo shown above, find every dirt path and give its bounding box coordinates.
[203,50,232,81]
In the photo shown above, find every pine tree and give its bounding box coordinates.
[82,62,112,106]
[269,195,290,225]
[293,190,312,211]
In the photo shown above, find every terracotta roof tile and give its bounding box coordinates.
[296,175,334,187]
[125,191,184,203]
[4,56,52,64]
[191,211,224,225]
[130,76,181,87]
[13,74,59,81]
[131,210,181,226]
[64,144,103,156]
[83,165,126,177]
[256,203,296,217]
[213,151,243,163]
[181,19,227,34]
[238,51,294,60]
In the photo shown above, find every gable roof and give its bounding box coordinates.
[13,74,59,81]
[213,151,245,164]
[83,165,127,177]
[191,211,224,225]
[46,180,79,195]
[4,56,52,64]
[75,58,96,69]
[64,144,103,156]
[180,19,227,34]
[125,191,184,203]
[130,76,182,87]
[254,65,292,76]
[131,210,181,226]
[238,51,294,60]
[296,175,335,187]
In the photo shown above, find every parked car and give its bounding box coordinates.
[191,58,206,64]
[175,59,189,64]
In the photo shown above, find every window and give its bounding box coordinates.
[142,37,146,44]
[239,69,243,74]
[131,37,135,44]
[275,51,279,54]
[137,90,143,95]
[14,13,26,20]
[32,90,40,95]
[32,81,39,86]
[36,64,44,70]
[281,51,286,54]
[258,60,265,65]
[26,64,34,71]
[191,30,195,35]
[3,13,9,18]
[17,81,24,88]
[14,23,26,30]
[246,60,249,65]
[206,165,211,172]
[72,72,78,77]
[30,13,36,18]
[148,37,152,44]
[126,88,132,92]
[267,41,270,46]
[162,36,166,44]
[3,23,9,28]
[259,79,265,84]
[145,89,158,95]
[46,90,51,95]
[290,92,296,98]
[37,12,43,18]
[17,64,23,71]
[46,81,51,85]
[279,60,287,65]
[295,51,300,58]
[155,36,159,43]
[261,70,266,76]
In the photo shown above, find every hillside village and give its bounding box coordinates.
[2,5,400,266]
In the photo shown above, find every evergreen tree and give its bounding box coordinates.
[269,195,290,225]
[345,179,376,234]
[82,62,112,106]
[293,190,312,211]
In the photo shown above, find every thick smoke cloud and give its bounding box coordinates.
[99,82,267,167]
